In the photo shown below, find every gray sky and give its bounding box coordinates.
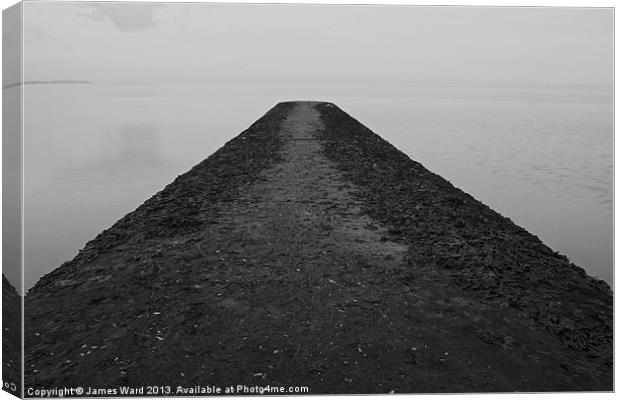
[21,2,613,87]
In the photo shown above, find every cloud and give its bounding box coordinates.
[83,3,159,32]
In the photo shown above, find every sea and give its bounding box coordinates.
[14,81,612,291]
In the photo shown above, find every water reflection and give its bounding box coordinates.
[88,124,167,171]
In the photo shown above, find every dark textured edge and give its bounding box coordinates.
[2,275,21,396]
[314,102,612,357]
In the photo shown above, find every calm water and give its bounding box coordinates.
[20,82,613,291]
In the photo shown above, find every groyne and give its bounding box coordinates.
[24,102,612,393]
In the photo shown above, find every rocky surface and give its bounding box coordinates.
[314,102,613,388]
[24,102,612,394]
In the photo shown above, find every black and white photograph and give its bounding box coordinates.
[1,0,615,397]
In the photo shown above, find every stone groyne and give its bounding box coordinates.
[24,102,612,393]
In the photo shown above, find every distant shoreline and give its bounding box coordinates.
[2,80,92,89]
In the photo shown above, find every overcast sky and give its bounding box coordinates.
[19,2,613,87]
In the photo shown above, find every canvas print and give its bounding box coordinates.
[2,1,614,397]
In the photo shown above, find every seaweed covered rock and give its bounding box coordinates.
[315,102,612,382]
